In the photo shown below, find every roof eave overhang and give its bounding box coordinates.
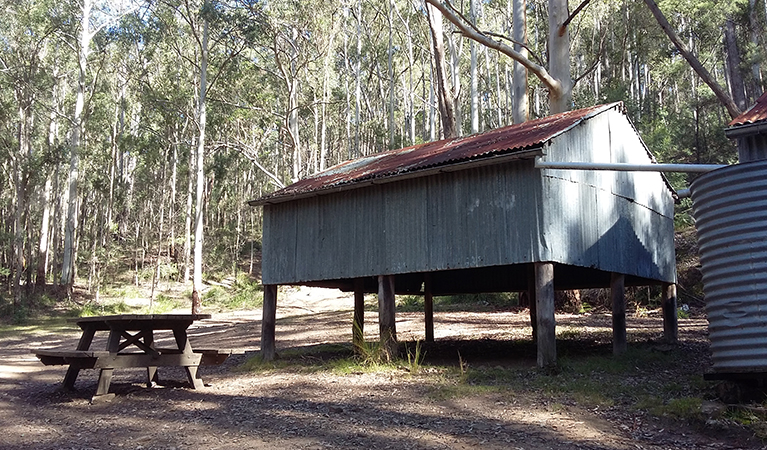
[249,147,544,206]
[725,121,767,139]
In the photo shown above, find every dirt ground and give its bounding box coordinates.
[2,286,765,450]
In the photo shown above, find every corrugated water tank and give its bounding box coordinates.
[690,159,767,373]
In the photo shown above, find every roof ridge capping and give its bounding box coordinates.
[249,102,625,206]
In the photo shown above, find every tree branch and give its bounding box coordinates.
[572,30,607,88]
[215,141,285,189]
[484,31,545,67]
[560,0,592,37]
[643,0,741,119]
[424,0,561,96]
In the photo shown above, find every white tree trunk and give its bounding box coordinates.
[355,0,362,157]
[388,0,395,148]
[548,0,572,114]
[470,0,479,133]
[426,2,456,139]
[448,28,463,137]
[183,136,194,283]
[192,18,209,313]
[512,0,528,123]
[61,0,93,288]
[750,0,764,95]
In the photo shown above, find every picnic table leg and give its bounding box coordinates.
[95,368,114,396]
[144,329,158,387]
[173,328,204,390]
[62,326,96,389]
[92,329,123,397]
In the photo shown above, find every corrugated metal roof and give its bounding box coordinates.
[251,102,623,205]
[728,91,767,127]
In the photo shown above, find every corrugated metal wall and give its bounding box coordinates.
[262,107,676,287]
[263,160,544,285]
[737,134,767,162]
[539,108,676,282]
[691,160,767,372]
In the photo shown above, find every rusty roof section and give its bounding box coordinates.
[729,92,767,127]
[251,102,623,205]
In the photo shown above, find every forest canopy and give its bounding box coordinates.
[1,0,764,313]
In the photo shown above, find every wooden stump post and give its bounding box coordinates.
[261,284,278,361]
[662,283,678,344]
[611,273,627,356]
[353,278,365,352]
[378,275,398,360]
[424,273,434,343]
[535,262,556,368]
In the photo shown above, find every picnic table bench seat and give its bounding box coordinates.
[33,349,109,367]
[33,347,241,368]
[154,347,245,365]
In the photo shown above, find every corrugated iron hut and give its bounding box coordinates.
[250,102,678,367]
[725,91,767,162]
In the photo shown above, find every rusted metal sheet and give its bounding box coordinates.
[251,103,622,206]
[728,91,767,127]
[690,160,767,372]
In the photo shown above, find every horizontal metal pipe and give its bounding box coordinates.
[535,161,727,173]
[675,188,691,198]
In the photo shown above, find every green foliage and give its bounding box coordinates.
[2,0,764,318]
[640,396,703,420]
[241,340,432,377]
[201,275,263,311]
[405,340,426,374]
[76,300,134,317]
[396,295,424,312]
[145,294,185,314]
[397,293,518,312]
[449,345,703,414]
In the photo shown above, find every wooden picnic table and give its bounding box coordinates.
[32,314,235,399]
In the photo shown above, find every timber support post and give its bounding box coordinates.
[611,273,627,356]
[527,264,537,342]
[353,278,365,352]
[662,283,678,344]
[261,284,278,361]
[424,273,434,343]
[535,262,556,368]
[378,275,398,360]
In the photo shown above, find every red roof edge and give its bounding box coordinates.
[728,92,767,127]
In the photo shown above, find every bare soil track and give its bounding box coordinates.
[1,287,765,449]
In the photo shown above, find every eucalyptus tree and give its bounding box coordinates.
[0,0,58,306]
[152,0,265,311]
[262,0,342,180]
[55,0,137,292]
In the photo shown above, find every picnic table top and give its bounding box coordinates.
[73,314,212,330]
